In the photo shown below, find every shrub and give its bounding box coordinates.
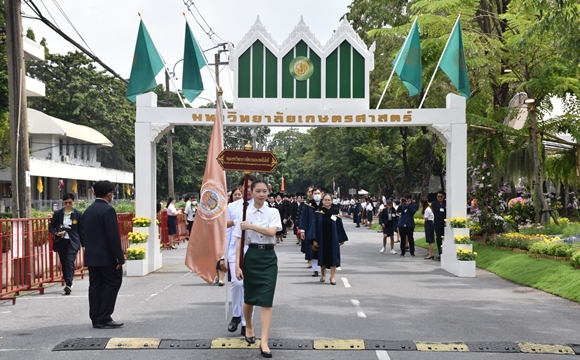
[571,251,580,268]
[547,243,571,257]
[529,242,549,255]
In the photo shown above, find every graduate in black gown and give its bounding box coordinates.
[313,194,348,285]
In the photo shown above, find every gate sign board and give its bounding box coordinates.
[217,149,279,173]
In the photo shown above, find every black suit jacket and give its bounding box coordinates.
[432,200,447,228]
[81,199,125,267]
[50,208,83,250]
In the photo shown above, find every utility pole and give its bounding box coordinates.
[214,52,220,102]
[166,70,174,199]
[5,0,31,219]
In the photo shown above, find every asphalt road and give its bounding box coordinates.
[1,219,579,360]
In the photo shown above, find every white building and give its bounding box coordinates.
[0,35,133,211]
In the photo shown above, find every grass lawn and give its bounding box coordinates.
[415,237,580,303]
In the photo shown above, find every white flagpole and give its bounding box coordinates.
[418,14,461,109]
[376,16,419,110]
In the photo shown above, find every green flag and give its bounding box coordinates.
[392,18,422,96]
[182,22,207,102]
[439,19,470,99]
[126,20,164,103]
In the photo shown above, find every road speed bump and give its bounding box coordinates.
[211,338,260,349]
[313,339,365,350]
[415,342,469,352]
[105,338,160,349]
[517,342,575,355]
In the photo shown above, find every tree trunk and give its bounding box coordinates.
[420,130,437,198]
[529,109,551,224]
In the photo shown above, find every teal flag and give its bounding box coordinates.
[182,22,207,102]
[126,20,164,103]
[439,19,470,99]
[392,19,422,96]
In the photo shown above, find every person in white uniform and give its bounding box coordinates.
[224,175,256,336]
[235,179,282,358]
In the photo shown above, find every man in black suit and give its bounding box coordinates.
[81,180,125,329]
[50,192,83,295]
[432,191,447,260]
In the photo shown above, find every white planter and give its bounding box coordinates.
[129,241,148,250]
[456,260,476,277]
[455,244,473,252]
[126,259,147,277]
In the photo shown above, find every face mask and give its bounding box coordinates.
[313,194,321,201]
[192,201,197,206]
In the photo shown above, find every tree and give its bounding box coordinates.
[0,0,10,168]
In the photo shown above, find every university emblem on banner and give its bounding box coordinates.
[199,181,226,220]
[289,56,314,81]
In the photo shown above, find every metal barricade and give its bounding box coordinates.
[0,212,134,304]
[158,209,170,249]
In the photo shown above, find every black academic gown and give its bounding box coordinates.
[315,207,348,268]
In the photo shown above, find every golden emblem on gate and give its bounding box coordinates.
[289,56,314,81]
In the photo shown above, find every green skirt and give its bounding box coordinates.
[243,247,278,307]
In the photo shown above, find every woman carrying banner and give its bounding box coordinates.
[235,179,282,358]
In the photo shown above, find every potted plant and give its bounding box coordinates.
[126,248,147,276]
[128,231,149,249]
[456,248,477,277]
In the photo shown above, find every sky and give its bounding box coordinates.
[21,0,353,108]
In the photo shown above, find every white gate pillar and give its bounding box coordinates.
[438,95,472,276]
[135,93,165,274]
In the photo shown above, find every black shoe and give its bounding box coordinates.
[400,254,405,257]
[64,285,72,295]
[245,336,256,344]
[94,320,124,329]
[228,316,241,332]
[260,345,272,358]
[355,225,360,227]
[424,256,434,260]
[411,254,415,257]
[311,271,319,277]
[240,326,246,336]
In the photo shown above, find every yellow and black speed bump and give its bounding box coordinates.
[364,340,416,351]
[51,338,580,355]
[158,339,211,349]
[268,339,312,350]
[465,341,520,353]
[415,341,469,352]
[53,338,110,351]
[517,342,575,355]
[313,339,365,350]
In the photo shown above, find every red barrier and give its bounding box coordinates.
[0,212,134,304]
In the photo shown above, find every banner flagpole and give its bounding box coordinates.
[418,14,461,109]
[376,15,419,110]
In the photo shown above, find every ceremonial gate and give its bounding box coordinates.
[134,17,470,277]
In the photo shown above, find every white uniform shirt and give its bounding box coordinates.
[226,198,254,263]
[424,207,435,221]
[366,203,373,211]
[184,201,197,222]
[233,203,281,245]
[167,203,177,216]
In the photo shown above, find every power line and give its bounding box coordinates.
[21,0,127,84]
[50,0,95,54]
[38,0,59,29]
[182,0,229,45]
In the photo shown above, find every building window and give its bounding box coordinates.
[59,139,63,156]
[80,145,85,160]
[66,140,70,155]
[96,147,101,162]
[73,144,77,159]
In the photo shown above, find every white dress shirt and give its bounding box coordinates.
[226,198,254,263]
[233,203,281,245]
[424,207,435,221]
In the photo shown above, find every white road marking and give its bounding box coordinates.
[341,277,351,288]
[140,271,190,304]
[350,299,367,318]
[375,350,391,360]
